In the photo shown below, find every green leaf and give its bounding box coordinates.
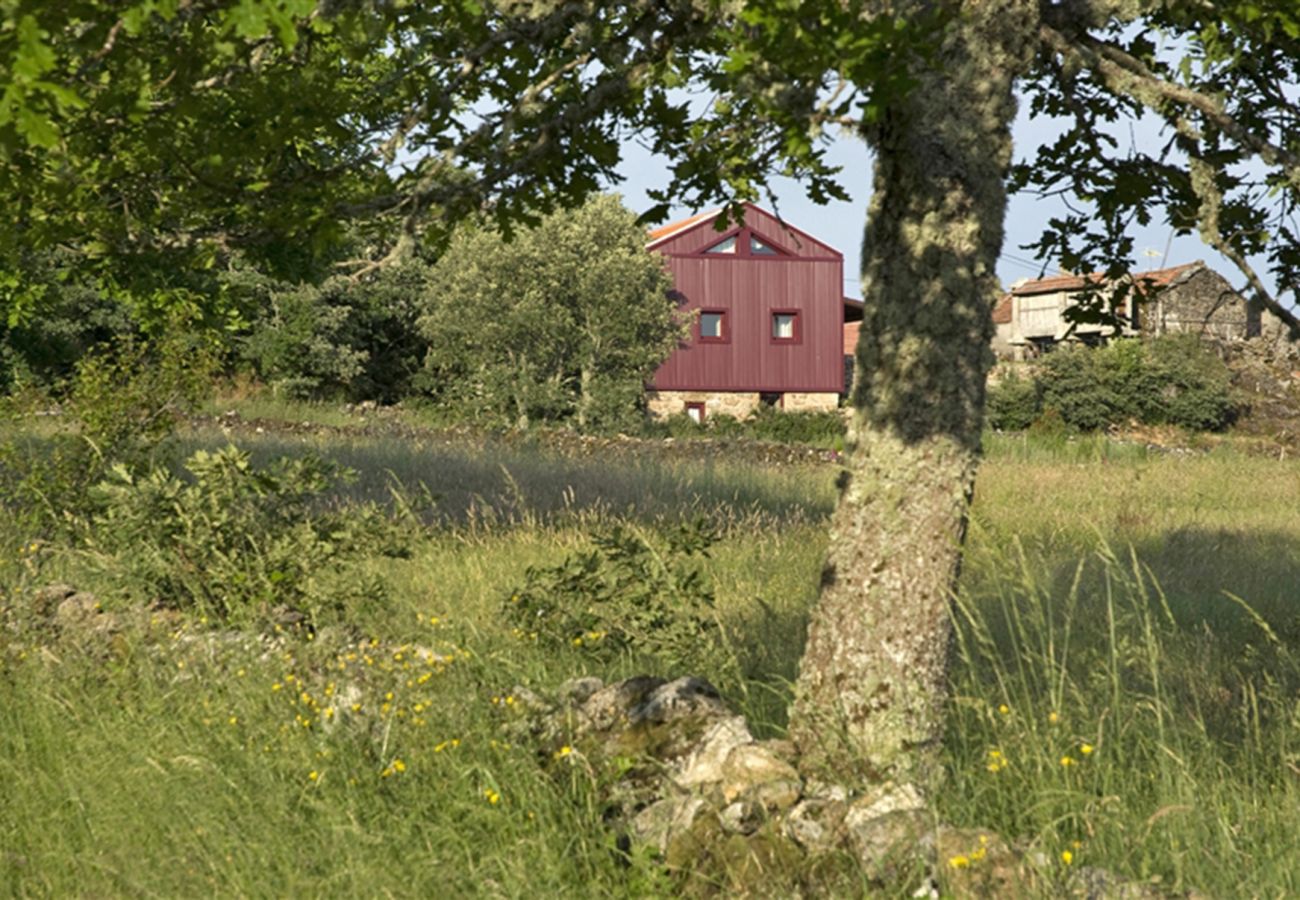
[16,105,59,148]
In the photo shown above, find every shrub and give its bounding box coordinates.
[986,369,1041,431]
[241,264,429,403]
[1140,334,1236,430]
[1038,343,1118,431]
[503,519,721,672]
[0,336,213,539]
[745,406,846,446]
[642,407,846,447]
[1026,336,1235,432]
[87,445,411,625]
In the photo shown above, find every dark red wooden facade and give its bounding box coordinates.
[646,204,846,393]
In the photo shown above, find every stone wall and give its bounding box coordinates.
[1143,267,1255,338]
[781,392,840,413]
[646,390,762,420]
[646,390,841,420]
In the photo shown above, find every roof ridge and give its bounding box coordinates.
[645,207,723,244]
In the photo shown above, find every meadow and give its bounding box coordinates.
[2,407,1299,896]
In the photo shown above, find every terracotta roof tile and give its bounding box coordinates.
[1011,272,1106,295]
[1009,261,1205,296]
[1134,261,1203,288]
[992,294,1013,324]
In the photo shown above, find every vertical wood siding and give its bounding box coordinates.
[648,205,845,393]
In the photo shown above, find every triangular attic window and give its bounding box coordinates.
[750,235,780,255]
[704,235,737,254]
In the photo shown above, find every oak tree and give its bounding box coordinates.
[3,0,1298,788]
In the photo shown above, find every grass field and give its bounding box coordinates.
[3,408,1299,896]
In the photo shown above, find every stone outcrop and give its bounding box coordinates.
[512,674,1191,897]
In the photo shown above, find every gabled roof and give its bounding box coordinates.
[644,202,841,259]
[1008,261,1204,297]
[646,208,721,244]
[1133,260,1205,289]
[1010,271,1107,296]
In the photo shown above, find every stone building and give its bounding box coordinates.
[992,261,1283,359]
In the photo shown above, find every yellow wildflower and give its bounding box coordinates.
[1061,850,1073,865]
[1060,755,1075,767]
[1080,743,1094,756]
[948,855,971,869]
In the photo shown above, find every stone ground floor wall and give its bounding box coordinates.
[646,390,840,420]
[781,392,840,413]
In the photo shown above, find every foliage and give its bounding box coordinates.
[744,407,846,446]
[986,369,1041,432]
[241,262,430,402]
[1141,334,1239,430]
[87,444,410,624]
[1035,336,1236,432]
[503,519,721,672]
[5,427,1300,895]
[1037,345,1119,432]
[647,406,847,448]
[0,335,214,538]
[417,195,681,430]
[1014,4,1300,332]
[0,250,137,392]
[0,1,931,305]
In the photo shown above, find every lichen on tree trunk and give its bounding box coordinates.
[788,0,1037,785]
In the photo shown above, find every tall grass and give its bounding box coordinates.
[178,426,838,532]
[3,418,1300,895]
[944,537,1300,896]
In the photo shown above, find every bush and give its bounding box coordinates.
[1009,336,1236,433]
[1038,343,1118,431]
[745,406,846,446]
[986,369,1041,431]
[643,407,846,447]
[0,336,214,540]
[503,519,721,672]
[87,445,411,625]
[1140,334,1236,430]
[241,264,429,403]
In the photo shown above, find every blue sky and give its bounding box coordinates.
[609,99,1288,307]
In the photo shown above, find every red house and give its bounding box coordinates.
[645,203,858,421]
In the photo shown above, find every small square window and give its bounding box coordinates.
[685,402,706,423]
[699,310,727,342]
[771,311,800,342]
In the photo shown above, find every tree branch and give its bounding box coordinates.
[1039,19,1300,187]
[1179,123,1300,335]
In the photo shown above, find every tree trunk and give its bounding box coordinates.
[577,360,594,430]
[788,1,1038,786]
